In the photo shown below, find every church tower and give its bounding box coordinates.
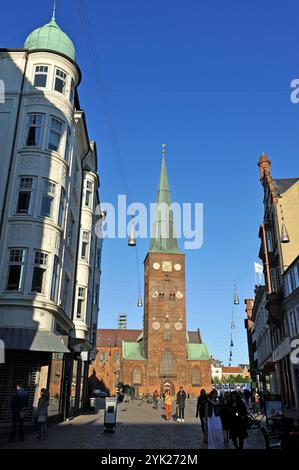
[107,147,211,396]
[143,149,188,392]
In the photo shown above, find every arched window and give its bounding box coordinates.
[114,351,119,363]
[132,367,141,385]
[160,351,176,378]
[100,351,105,367]
[169,293,176,301]
[192,367,200,386]
[159,292,165,300]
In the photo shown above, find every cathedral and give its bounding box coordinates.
[90,155,211,397]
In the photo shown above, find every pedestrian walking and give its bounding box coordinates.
[196,389,208,443]
[227,391,248,449]
[206,389,224,449]
[36,388,49,440]
[176,386,186,422]
[164,388,172,421]
[253,387,261,413]
[9,383,29,442]
[244,388,251,406]
[153,390,160,409]
[220,391,230,447]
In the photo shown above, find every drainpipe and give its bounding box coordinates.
[0,51,29,249]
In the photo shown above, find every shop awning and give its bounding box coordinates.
[0,328,70,353]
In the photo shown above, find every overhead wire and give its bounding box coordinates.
[76,0,142,298]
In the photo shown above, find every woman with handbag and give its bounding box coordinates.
[37,388,49,440]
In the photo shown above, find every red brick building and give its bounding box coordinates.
[90,156,211,397]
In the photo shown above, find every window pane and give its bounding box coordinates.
[31,267,45,293]
[20,177,33,189]
[55,76,66,94]
[58,189,66,226]
[41,195,53,218]
[81,242,87,258]
[17,191,31,213]
[34,251,48,265]
[48,130,61,151]
[64,128,71,161]
[69,79,75,104]
[85,191,91,207]
[77,299,84,318]
[50,256,59,301]
[10,250,25,263]
[34,74,47,88]
[26,125,41,146]
[29,114,43,126]
[7,265,22,290]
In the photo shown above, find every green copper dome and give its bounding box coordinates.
[24,15,76,62]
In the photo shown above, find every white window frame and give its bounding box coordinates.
[84,180,93,208]
[76,286,86,320]
[81,230,90,260]
[25,113,44,147]
[33,65,49,88]
[6,248,27,292]
[48,116,64,154]
[54,68,68,95]
[40,179,56,220]
[31,250,48,294]
[58,187,66,227]
[16,176,36,215]
[50,255,59,302]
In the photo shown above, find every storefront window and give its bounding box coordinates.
[48,353,63,417]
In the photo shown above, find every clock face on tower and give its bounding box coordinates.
[152,321,160,330]
[174,263,182,271]
[175,291,184,299]
[150,289,158,298]
[162,261,172,272]
[175,322,183,331]
[153,262,160,270]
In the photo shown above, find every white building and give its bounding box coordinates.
[0,10,102,424]
[211,358,223,382]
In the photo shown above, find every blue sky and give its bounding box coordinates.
[2,0,299,364]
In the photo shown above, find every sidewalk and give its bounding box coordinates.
[0,409,105,449]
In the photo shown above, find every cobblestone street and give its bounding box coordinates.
[1,398,266,450]
[81,399,265,450]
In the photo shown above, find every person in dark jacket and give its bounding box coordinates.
[196,389,208,443]
[227,391,248,449]
[10,384,29,442]
[36,389,49,440]
[220,391,230,447]
[176,386,186,422]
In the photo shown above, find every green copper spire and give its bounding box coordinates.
[149,146,182,254]
[51,1,57,21]
[24,3,76,62]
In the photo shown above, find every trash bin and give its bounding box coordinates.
[104,397,117,432]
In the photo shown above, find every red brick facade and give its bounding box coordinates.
[90,252,212,398]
